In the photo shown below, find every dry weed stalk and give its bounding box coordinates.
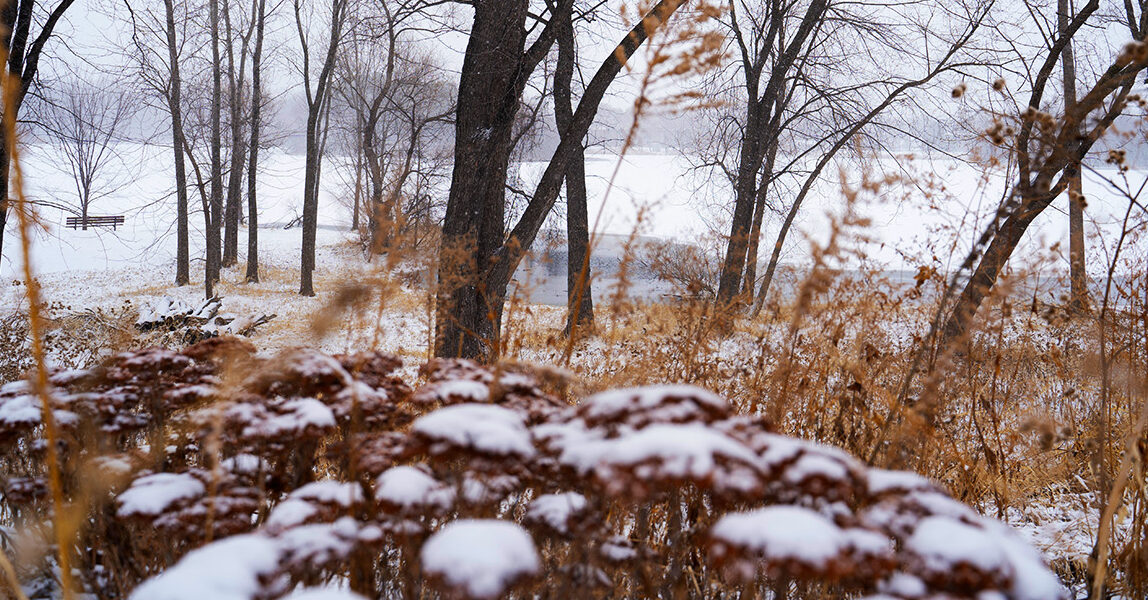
[1,44,74,600]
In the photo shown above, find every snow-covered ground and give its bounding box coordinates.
[7,142,1144,281]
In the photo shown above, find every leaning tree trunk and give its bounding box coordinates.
[942,192,1054,344]
[434,0,528,359]
[553,7,593,335]
[717,97,764,306]
[741,144,777,296]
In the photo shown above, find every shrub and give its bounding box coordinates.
[0,342,1066,599]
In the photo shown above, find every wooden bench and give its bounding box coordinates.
[66,215,125,230]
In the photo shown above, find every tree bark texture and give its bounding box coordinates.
[1059,0,1089,313]
[164,0,190,286]
[553,7,593,334]
[246,0,266,283]
[436,0,687,361]
[299,0,345,296]
[207,0,223,297]
[434,0,530,359]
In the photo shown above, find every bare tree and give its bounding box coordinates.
[0,0,79,275]
[121,0,192,285]
[435,0,694,360]
[942,0,1148,344]
[713,0,829,308]
[41,80,129,227]
[296,0,349,296]
[553,3,593,335]
[333,0,455,253]
[223,0,258,267]
[246,0,270,283]
[207,0,223,297]
[693,0,993,315]
[1060,0,1088,313]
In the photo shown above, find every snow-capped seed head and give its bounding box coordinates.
[410,404,535,460]
[578,384,730,429]
[420,520,540,600]
[524,492,589,537]
[707,506,894,583]
[375,465,454,516]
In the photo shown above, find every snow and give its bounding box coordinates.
[710,506,878,566]
[240,398,336,438]
[600,536,637,562]
[579,384,727,425]
[116,472,205,518]
[781,452,851,485]
[557,423,760,482]
[420,520,540,599]
[412,404,536,458]
[906,516,1012,569]
[425,379,490,403]
[752,433,807,467]
[129,534,282,600]
[289,481,363,507]
[375,466,454,511]
[282,588,367,600]
[276,517,360,566]
[0,393,42,426]
[221,454,266,476]
[91,455,135,478]
[265,498,319,531]
[981,517,1069,600]
[866,468,936,495]
[525,492,587,535]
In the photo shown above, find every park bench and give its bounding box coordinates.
[66,215,125,230]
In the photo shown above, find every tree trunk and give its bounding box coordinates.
[1060,0,1088,313]
[742,144,777,295]
[246,0,265,284]
[164,0,190,286]
[300,111,320,296]
[363,102,386,251]
[717,97,764,306]
[439,0,688,362]
[351,120,362,233]
[942,193,1054,344]
[434,0,529,359]
[716,0,828,308]
[207,0,223,297]
[553,8,593,335]
[223,0,247,268]
[1,147,9,268]
[299,0,344,296]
